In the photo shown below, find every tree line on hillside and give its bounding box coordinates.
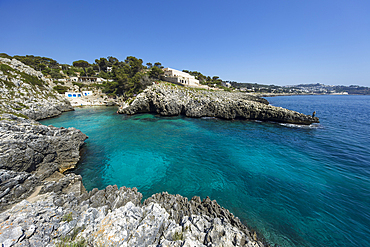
[3,53,368,96]
[1,52,233,96]
[182,70,232,91]
[0,53,165,97]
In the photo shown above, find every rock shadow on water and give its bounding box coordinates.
[70,141,108,191]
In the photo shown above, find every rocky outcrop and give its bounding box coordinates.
[0,58,73,120]
[0,114,87,173]
[118,84,319,125]
[0,174,265,247]
[0,114,87,211]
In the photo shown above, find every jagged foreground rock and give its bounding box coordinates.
[0,114,87,211]
[118,84,319,125]
[0,57,73,120]
[0,173,265,247]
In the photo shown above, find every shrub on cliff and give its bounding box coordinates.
[53,85,70,94]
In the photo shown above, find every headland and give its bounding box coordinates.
[118,83,319,125]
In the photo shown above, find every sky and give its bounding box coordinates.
[1,0,369,86]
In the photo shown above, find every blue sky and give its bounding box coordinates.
[1,0,369,86]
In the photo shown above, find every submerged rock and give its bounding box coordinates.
[118,84,319,125]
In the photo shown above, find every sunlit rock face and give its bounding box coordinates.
[118,84,319,125]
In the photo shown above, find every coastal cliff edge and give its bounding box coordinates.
[118,84,319,125]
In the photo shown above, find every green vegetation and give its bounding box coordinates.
[59,55,161,98]
[16,102,29,109]
[53,85,70,94]
[126,97,135,105]
[72,60,90,75]
[0,63,17,88]
[0,63,15,73]
[0,53,12,59]
[55,226,87,247]
[148,66,164,79]
[62,212,73,223]
[50,68,64,79]
[0,78,15,88]
[99,56,152,97]
[173,231,184,241]
[20,72,45,89]
[0,54,65,79]
[183,70,229,89]
[12,106,23,110]
[13,55,59,70]
[0,110,29,119]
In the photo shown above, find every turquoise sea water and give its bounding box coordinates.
[40,95,370,247]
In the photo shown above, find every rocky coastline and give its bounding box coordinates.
[0,59,267,246]
[118,84,319,125]
[0,114,266,247]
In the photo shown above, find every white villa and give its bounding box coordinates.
[161,68,200,86]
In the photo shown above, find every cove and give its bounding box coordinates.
[40,95,370,247]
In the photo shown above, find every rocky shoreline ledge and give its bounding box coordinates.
[1,59,267,246]
[118,84,319,125]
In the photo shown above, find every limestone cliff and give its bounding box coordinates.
[0,57,73,120]
[0,114,88,211]
[118,84,319,125]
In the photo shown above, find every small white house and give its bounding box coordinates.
[65,92,82,98]
[82,91,93,96]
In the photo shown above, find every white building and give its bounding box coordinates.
[161,68,200,86]
[82,91,93,96]
[65,92,82,98]
[69,76,106,83]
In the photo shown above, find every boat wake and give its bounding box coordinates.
[279,123,322,129]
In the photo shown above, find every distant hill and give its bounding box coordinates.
[333,85,370,95]
[232,81,370,95]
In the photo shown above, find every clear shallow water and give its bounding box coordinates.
[40,95,370,247]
